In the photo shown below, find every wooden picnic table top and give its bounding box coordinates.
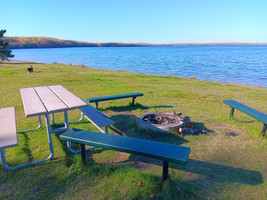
[20,85,87,117]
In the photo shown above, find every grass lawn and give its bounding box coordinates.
[0,63,266,200]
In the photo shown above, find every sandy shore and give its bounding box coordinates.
[0,59,39,64]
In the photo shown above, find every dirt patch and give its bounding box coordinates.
[129,161,154,170]
[225,132,239,137]
[108,152,129,163]
[206,122,246,137]
[128,156,160,171]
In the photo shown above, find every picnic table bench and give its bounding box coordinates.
[87,92,144,108]
[0,107,23,170]
[60,128,191,182]
[65,104,116,154]
[80,104,115,133]
[0,107,17,151]
[223,100,267,136]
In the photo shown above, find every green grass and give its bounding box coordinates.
[0,63,267,200]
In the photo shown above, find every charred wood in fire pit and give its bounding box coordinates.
[143,114,180,125]
[137,112,184,132]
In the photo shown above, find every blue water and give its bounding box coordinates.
[12,46,267,88]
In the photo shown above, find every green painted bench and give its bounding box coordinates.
[80,104,115,133]
[87,92,144,108]
[60,128,191,182]
[66,104,116,154]
[223,100,267,136]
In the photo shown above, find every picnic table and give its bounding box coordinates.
[1,85,87,170]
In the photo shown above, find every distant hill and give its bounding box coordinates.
[3,37,150,49]
[3,36,267,49]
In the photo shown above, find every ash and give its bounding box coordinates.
[142,114,179,125]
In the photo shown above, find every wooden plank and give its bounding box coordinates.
[0,107,18,150]
[34,86,68,113]
[20,88,47,117]
[49,85,87,109]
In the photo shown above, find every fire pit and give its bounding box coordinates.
[136,112,184,132]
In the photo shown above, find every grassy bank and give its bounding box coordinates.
[0,63,266,199]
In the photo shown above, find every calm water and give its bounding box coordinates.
[12,46,267,88]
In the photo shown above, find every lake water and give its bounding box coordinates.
[12,46,267,88]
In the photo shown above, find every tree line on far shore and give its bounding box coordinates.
[2,36,150,49]
[3,36,267,50]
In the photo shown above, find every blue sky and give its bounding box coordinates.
[2,0,267,43]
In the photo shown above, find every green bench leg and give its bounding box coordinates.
[230,107,235,118]
[162,161,169,182]
[132,97,136,106]
[261,124,266,136]
[79,145,170,182]
[80,144,86,164]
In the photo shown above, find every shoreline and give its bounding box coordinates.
[0,59,39,64]
[2,60,267,89]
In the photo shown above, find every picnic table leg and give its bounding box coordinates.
[230,107,235,118]
[64,111,69,130]
[51,112,84,125]
[44,114,55,158]
[162,161,169,182]
[50,111,69,133]
[18,116,42,133]
[261,124,266,136]
[0,115,54,170]
[95,102,99,109]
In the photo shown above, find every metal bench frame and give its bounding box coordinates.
[60,128,190,182]
[87,92,144,109]
[51,104,115,154]
[223,100,267,136]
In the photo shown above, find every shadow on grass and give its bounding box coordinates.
[42,112,262,198]
[20,133,34,162]
[99,103,173,112]
[26,125,261,199]
[185,159,263,185]
[109,114,188,145]
[123,156,263,186]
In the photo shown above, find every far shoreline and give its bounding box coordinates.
[4,36,267,49]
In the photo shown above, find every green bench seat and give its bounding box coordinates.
[87,92,144,108]
[60,129,191,182]
[223,100,267,136]
[80,104,115,133]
